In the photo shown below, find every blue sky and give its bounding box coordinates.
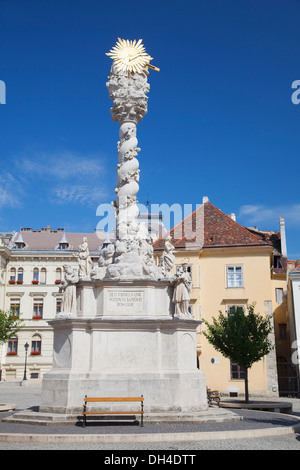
[1,0,300,258]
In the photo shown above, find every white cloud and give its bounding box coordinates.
[239,204,300,227]
[53,185,109,206]
[0,173,23,208]
[6,149,109,207]
[20,151,104,180]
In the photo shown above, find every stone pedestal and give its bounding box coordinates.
[40,280,208,414]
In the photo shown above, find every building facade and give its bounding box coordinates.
[0,201,296,399]
[0,214,166,383]
[0,228,107,382]
[153,198,292,398]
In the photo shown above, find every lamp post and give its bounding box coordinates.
[22,342,29,385]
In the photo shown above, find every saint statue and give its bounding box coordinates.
[159,236,175,277]
[73,237,93,278]
[59,264,79,316]
[171,263,193,318]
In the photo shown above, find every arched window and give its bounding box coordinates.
[9,267,16,283]
[31,334,41,355]
[40,268,46,284]
[55,267,62,282]
[17,268,23,283]
[33,268,39,283]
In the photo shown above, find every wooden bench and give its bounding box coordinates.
[82,395,144,427]
[207,388,221,406]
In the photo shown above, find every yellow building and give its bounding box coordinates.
[154,198,290,398]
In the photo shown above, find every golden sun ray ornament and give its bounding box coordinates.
[106,38,160,73]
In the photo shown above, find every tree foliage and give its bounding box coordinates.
[203,303,274,402]
[0,308,24,343]
[203,303,274,369]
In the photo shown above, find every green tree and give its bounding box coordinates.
[0,308,24,344]
[203,303,274,403]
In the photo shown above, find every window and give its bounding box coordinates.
[10,300,20,318]
[31,335,41,355]
[58,243,69,250]
[40,268,46,284]
[17,268,23,283]
[227,305,244,316]
[55,268,62,283]
[33,268,39,282]
[226,266,243,288]
[56,299,62,314]
[30,372,39,379]
[33,299,43,319]
[230,361,246,380]
[7,337,18,355]
[276,288,284,304]
[9,268,16,283]
[279,323,287,339]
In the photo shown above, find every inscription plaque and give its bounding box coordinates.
[107,290,144,313]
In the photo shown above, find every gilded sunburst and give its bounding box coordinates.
[106,38,159,73]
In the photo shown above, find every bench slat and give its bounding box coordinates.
[82,395,144,427]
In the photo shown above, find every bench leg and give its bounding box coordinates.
[83,399,87,427]
[140,395,144,427]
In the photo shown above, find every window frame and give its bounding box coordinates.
[56,298,62,314]
[230,361,246,380]
[33,299,43,319]
[31,335,42,355]
[275,288,284,304]
[17,268,23,282]
[10,300,20,318]
[33,267,39,282]
[9,267,16,281]
[7,337,18,355]
[226,265,243,288]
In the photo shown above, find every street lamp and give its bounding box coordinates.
[23,342,29,382]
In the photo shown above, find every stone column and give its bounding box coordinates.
[106,66,160,280]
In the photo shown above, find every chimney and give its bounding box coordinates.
[279,217,287,258]
[229,213,236,221]
[202,196,209,204]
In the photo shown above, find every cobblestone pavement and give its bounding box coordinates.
[0,383,300,450]
[0,434,300,450]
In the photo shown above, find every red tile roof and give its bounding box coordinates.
[153,201,270,251]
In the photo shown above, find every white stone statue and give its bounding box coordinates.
[73,237,93,279]
[58,264,79,317]
[159,236,175,277]
[90,237,115,280]
[105,61,160,280]
[171,263,193,318]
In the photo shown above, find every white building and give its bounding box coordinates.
[287,260,300,394]
[0,227,109,382]
[0,216,166,382]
